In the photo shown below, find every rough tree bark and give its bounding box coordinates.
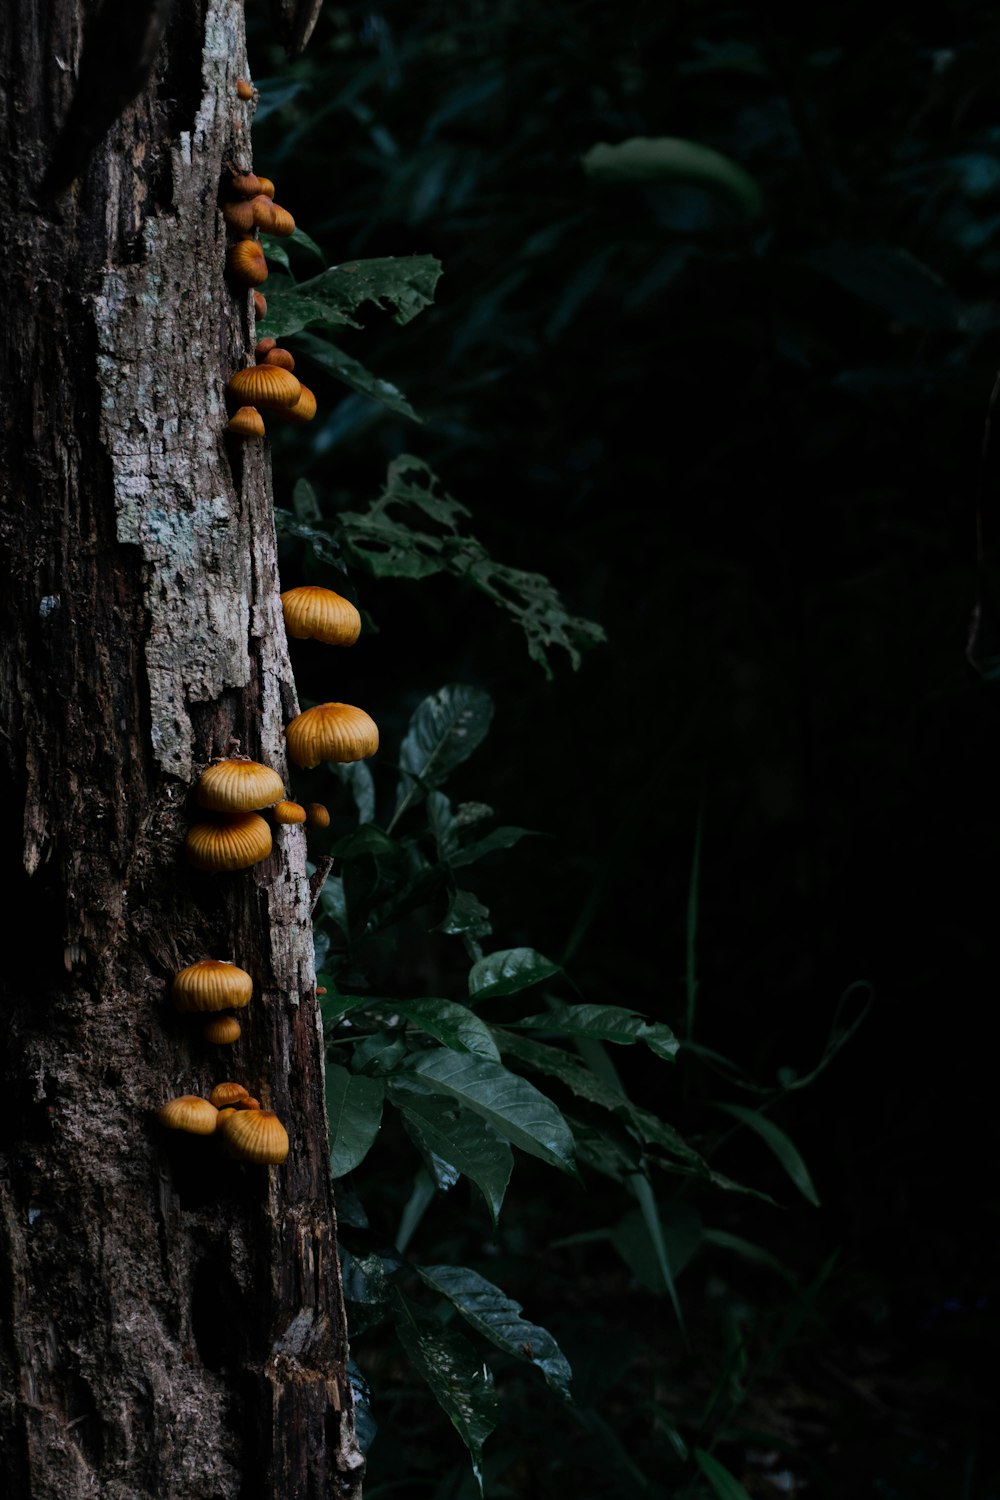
[0,2,364,1496]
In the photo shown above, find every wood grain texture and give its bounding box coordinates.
[0,1,363,1495]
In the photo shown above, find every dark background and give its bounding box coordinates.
[249,4,999,1494]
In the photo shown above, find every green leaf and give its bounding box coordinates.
[334,760,376,824]
[331,825,403,861]
[274,508,342,567]
[325,1065,384,1177]
[701,1229,797,1281]
[806,241,958,330]
[392,1288,499,1495]
[468,947,561,1001]
[404,1049,577,1176]
[347,1360,378,1455]
[258,235,291,274]
[291,332,419,420]
[512,1000,678,1060]
[319,877,349,937]
[335,457,604,676]
[292,477,321,522]
[694,1449,754,1500]
[417,1263,573,1400]
[389,997,500,1060]
[391,1081,514,1224]
[450,826,538,868]
[261,255,443,338]
[435,888,492,942]
[582,136,762,217]
[712,1103,820,1206]
[394,685,494,821]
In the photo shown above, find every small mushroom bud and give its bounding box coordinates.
[228,239,268,287]
[273,800,307,825]
[257,176,275,200]
[227,364,301,412]
[218,1108,289,1164]
[227,406,265,440]
[306,803,331,829]
[158,1096,219,1135]
[240,1097,262,1111]
[253,291,267,320]
[231,171,264,199]
[316,985,328,995]
[268,204,295,237]
[196,758,285,812]
[236,79,254,101]
[281,587,361,647]
[279,384,317,426]
[285,703,379,769]
[264,348,296,372]
[254,338,277,358]
[209,1082,251,1108]
[173,959,253,1013]
[186,813,273,872]
[203,1015,242,1045]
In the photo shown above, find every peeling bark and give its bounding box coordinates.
[0,2,363,1496]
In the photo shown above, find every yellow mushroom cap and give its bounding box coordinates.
[281,587,361,647]
[230,171,264,199]
[209,1081,251,1108]
[226,364,301,411]
[305,802,331,829]
[227,406,265,440]
[218,1108,289,1164]
[222,198,256,233]
[263,348,296,372]
[273,800,307,825]
[217,1107,238,1120]
[279,384,317,426]
[285,703,379,769]
[186,813,273,872]
[240,1096,262,1111]
[158,1096,219,1135]
[257,176,275,200]
[203,1015,242,1045]
[196,758,285,812]
[228,239,269,287]
[268,204,295,237]
[173,959,253,1013]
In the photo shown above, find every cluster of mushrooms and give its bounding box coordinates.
[158,108,384,1164]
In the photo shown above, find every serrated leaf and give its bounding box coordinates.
[582,136,762,217]
[712,1103,819,1205]
[512,1000,678,1060]
[694,1450,754,1500]
[404,1049,577,1175]
[292,331,419,420]
[468,947,561,1001]
[395,685,494,819]
[389,997,499,1059]
[334,760,376,824]
[417,1264,572,1400]
[391,1082,513,1224]
[326,1064,384,1177]
[392,1289,499,1494]
[274,508,342,566]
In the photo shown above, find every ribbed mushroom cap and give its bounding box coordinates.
[185,813,273,872]
[281,587,361,647]
[209,1082,251,1108]
[227,406,265,440]
[226,364,301,411]
[305,802,331,829]
[227,239,268,286]
[230,171,264,199]
[222,198,256,233]
[218,1108,289,1164]
[158,1096,219,1135]
[257,176,275,200]
[173,959,253,1013]
[285,703,379,769]
[253,291,267,320]
[268,204,295,236]
[196,758,284,812]
[263,348,295,372]
[273,800,307,825]
[203,1015,242,1045]
[278,384,317,426]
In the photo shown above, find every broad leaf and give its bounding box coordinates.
[511,1000,678,1060]
[334,760,376,824]
[391,1081,514,1223]
[468,947,561,1001]
[292,331,419,420]
[395,684,494,818]
[435,888,492,942]
[319,876,348,937]
[331,825,403,861]
[326,1064,384,1177]
[582,136,762,217]
[261,255,442,338]
[274,508,343,567]
[450,826,538,868]
[712,1103,819,1206]
[404,1049,577,1175]
[417,1264,572,1400]
[694,1450,754,1500]
[347,1360,378,1455]
[392,1289,499,1494]
[389,997,500,1060]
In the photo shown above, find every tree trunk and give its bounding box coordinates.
[0,2,364,1496]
